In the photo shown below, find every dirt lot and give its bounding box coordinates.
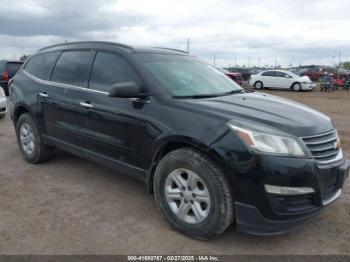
[0,88,349,255]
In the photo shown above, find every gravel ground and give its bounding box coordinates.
[0,88,349,255]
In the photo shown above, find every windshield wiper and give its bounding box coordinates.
[173,94,221,99]
[173,90,243,99]
[220,89,244,95]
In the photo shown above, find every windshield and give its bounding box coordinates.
[135,53,242,97]
[287,71,301,78]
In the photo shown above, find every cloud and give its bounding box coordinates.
[0,0,349,67]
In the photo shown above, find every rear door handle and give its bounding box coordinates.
[39,92,48,98]
[79,101,94,109]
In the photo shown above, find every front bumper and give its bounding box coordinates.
[235,157,349,235]
[302,83,316,90]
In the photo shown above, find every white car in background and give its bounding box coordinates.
[250,69,316,91]
[0,87,6,119]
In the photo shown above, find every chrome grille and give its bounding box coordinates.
[301,130,341,163]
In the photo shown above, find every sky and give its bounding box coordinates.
[0,0,349,67]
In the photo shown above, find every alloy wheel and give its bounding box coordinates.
[20,123,36,155]
[164,168,211,224]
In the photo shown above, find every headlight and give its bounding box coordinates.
[227,122,306,157]
[0,88,5,97]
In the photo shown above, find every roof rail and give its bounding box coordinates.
[38,41,134,52]
[153,47,188,54]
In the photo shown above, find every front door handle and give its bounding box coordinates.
[79,101,94,109]
[39,92,48,98]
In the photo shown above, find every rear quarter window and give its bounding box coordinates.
[25,52,60,80]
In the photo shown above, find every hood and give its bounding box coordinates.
[299,75,312,82]
[226,72,241,77]
[185,92,333,137]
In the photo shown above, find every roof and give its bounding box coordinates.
[261,69,297,74]
[38,41,189,55]
[0,60,23,64]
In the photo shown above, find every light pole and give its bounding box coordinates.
[334,50,342,78]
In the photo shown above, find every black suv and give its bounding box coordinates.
[0,60,23,95]
[9,42,349,239]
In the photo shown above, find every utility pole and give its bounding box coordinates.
[248,56,251,68]
[186,38,190,53]
[234,54,237,67]
[258,57,260,68]
[213,54,216,67]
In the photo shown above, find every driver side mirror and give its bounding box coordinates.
[109,81,145,98]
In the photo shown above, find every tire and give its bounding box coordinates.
[254,81,263,89]
[292,83,301,91]
[0,114,4,119]
[16,113,53,164]
[153,148,234,239]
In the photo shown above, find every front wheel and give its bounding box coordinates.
[153,148,234,239]
[254,81,263,89]
[292,83,301,91]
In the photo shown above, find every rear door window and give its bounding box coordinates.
[25,52,59,80]
[262,71,275,77]
[89,52,140,93]
[51,51,93,87]
[274,71,288,78]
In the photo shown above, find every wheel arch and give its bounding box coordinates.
[13,103,32,126]
[145,136,228,193]
[290,81,301,90]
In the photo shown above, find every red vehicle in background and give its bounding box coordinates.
[217,68,243,85]
[334,73,348,87]
[301,67,334,82]
[302,68,325,82]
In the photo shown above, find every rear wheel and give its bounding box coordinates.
[292,83,301,91]
[16,113,53,164]
[254,81,263,89]
[153,148,234,239]
[0,114,4,119]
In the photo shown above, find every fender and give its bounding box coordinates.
[13,102,33,123]
[144,134,231,193]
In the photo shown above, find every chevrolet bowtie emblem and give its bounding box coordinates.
[334,138,341,150]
